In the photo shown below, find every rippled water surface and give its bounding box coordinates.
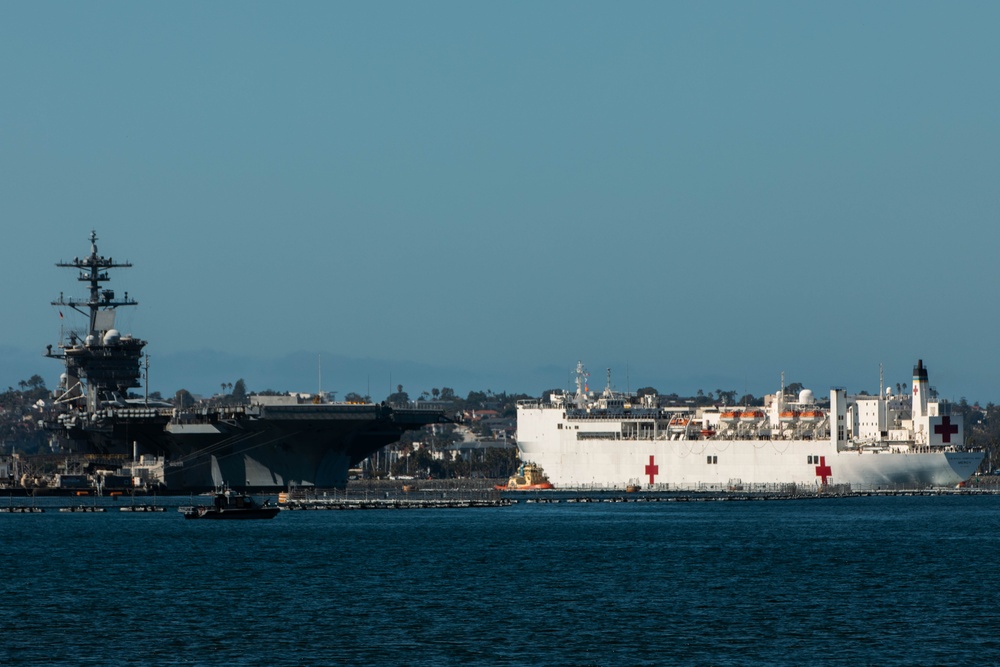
[2,495,999,666]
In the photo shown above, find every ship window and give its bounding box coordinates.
[707,456,712,464]
[808,455,813,464]
[557,424,563,430]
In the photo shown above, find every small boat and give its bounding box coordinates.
[179,488,279,520]
[495,463,555,491]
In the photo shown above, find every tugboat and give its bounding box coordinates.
[495,463,554,491]
[179,487,280,520]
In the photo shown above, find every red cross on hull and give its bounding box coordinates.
[645,455,658,485]
[815,456,832,485]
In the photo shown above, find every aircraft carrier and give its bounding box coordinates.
[44,231,447,491]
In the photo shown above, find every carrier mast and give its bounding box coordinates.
[46,231,146,412]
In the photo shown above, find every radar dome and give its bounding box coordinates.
[798,389,815,405]
[103,329,121,345]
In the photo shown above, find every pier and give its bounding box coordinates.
[282,498,512,510]
[2,478,999,515]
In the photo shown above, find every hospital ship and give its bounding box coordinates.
[515,362,983,490]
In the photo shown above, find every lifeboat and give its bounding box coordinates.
[779,410,800,423]
[740,410,765,423]
[719,410,740,424]
[799,409,824,423]
[668,417,690,432]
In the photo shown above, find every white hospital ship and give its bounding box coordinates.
[515,360,983,490]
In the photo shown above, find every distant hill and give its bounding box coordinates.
[0,344,561,401]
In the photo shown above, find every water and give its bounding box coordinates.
[2,495,999,666]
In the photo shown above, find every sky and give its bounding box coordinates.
[2,1,999,403]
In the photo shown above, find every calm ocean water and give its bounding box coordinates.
[2,495,999,666]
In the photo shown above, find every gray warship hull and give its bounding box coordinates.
[55,402,444,492]
[163,403,442,491]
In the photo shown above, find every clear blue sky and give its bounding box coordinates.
[2,2,999,402]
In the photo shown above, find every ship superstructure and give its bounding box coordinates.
[515,361,983,490]
[44,232,447,491]
[47,231,146,412]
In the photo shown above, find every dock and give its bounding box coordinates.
[282,498,511,510]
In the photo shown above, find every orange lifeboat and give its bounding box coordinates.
[719,410,740,424]
[779,410,800,423]
[799,409,824,423]
[668,417,690,432]
[740,410,765,423]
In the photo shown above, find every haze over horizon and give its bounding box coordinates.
[3,2,999,403]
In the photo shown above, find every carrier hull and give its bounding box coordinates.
[54,403,444,492]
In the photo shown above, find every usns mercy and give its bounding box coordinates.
[516,362,983,490]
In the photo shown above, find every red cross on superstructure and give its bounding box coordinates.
[815,456,832,485]
[645,455,659,485]
[934,416,959,443]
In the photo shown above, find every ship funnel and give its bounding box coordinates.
[912,358,929,418]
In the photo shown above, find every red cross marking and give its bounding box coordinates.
[645,455,659,485]
[934,416,959,443]
[815,456,832,485]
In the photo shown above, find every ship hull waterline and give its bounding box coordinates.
[516,437,983,491]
